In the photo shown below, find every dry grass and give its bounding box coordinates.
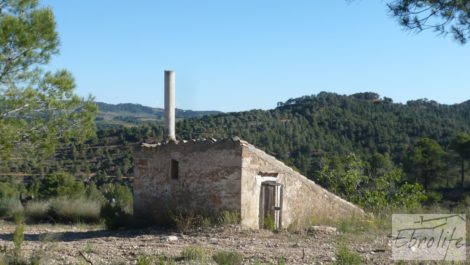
[49,198,101,223]
[218,211,240,226]
[24,198,102,224]
[24,201,50,222]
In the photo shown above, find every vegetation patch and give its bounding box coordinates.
[49,197,101,223]
[335,244,362,265]
[212,251,243,265]
[171,210,241,232]
[0,199,23,220]
[180,246,208,261]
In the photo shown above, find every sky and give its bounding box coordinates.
[42,0,470,112]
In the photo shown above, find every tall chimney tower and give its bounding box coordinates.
[164,70,176,142]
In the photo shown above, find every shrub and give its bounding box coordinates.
[155,255,176,265]
[101,203,132,229]
[101,184,133,214]
[136,255,152,265]
[101,184,133,229]
[27,179,41,199]
[181,246,207,261]
[0,181,22,219]
[0,182,17,199]
[85,183,106,205]
[0,198,23,219]
[212,251,243,265]
[425,191,443,204]
[38,172,84,199]
[201,216,211,228]
[335,245,362,265]
[13,215,25,262]
[218,211,240,226]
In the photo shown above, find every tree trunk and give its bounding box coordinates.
[461,159,465,189]
[424,173,428,190]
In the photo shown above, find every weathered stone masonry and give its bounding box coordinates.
[133,138,363,229]
[133,140,243,223]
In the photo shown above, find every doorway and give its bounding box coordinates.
[259,181,283,230]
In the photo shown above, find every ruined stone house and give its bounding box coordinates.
[133,71,363,229]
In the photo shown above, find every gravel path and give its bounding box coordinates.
[0,222,393,264]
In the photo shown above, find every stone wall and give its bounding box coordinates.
[240,141,364,229]
[133,139,364,228]
[133,140,243,224]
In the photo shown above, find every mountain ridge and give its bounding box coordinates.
[95,101,222,127]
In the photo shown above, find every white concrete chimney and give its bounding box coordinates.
[164,70,176,141]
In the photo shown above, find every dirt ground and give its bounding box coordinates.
[0,222,398,264]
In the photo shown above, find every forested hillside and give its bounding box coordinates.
[178,92,470,183]
[173,92,470,196]
[3,92,470,206]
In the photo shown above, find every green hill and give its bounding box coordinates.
[96,102,222,127]
[6,92,470,196]
[179,92,469,159]
[176,92,470,189]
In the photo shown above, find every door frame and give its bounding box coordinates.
[259,181,283,230]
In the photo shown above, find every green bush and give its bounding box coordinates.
[101,203,132,229]
[85,183,106,205]
[212,251,243,265]
[38,172,84,199]
[136,255,152,265]
[353,169,426,212]
[155,255,176,265]
[27,179,41,199]
[101,183,133,229]
[101,183,133,214]
[181,246,207,261]
[0,182,17,199]
[13,215,25,262]
[425,191,443,204]
[335,245,362,265]
[0,198,23,219]
[218,211,240,226]
[0,181,22,219]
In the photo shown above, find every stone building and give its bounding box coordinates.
[132,71,363,229]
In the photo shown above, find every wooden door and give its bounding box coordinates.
[259,182,283,230]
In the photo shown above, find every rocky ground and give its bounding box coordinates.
[0,222,401,264]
